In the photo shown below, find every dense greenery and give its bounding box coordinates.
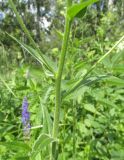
[0,0,124,160]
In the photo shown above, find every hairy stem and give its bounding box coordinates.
[51,1,72,159]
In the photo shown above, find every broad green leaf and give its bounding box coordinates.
[31,134,55,159]
[67,0,98,20]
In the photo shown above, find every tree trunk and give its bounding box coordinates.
[35,0,42,41]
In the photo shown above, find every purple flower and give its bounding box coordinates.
[22,97,30,138]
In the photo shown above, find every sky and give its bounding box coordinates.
[0,1,51,29]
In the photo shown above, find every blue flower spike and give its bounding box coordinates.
[22,96,30,139]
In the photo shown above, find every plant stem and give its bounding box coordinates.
[51,1,72,159]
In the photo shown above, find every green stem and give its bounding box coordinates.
[51,1,72,159]
[53,15,71,139]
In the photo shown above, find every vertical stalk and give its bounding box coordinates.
[51,0,72,159]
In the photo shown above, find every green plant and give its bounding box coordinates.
[0,0,124,160]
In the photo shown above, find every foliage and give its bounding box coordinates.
[0,0,124,160]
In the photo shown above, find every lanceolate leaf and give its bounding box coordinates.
[7,33,56,75]
[63,75,109,98]
[8,0,54,74]
[67,0,98,20]
[31,134,55,159]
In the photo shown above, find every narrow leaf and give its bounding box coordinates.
[8,0,54,74]
[7,33,56,75]
[63,75,109,98]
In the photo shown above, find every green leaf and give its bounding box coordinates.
[67,0,98,20]
[84,104,101,115]
[75,8,87,18]
[105,76,124,86]
[113,65,124,73]
[40,88,53,134]
[7,0,55,74]
[96,98,116,108]
[31,134,55,159]
[8,0,36,49]
[0,141,31,152]
[0,125,15,136]
[12,155,29,160]
[63,75,109,98]
[8,0,55,74]
[7,33,56,75]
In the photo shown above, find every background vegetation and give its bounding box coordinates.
[0,0,124,159]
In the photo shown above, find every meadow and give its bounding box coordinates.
[0,0,124,159]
